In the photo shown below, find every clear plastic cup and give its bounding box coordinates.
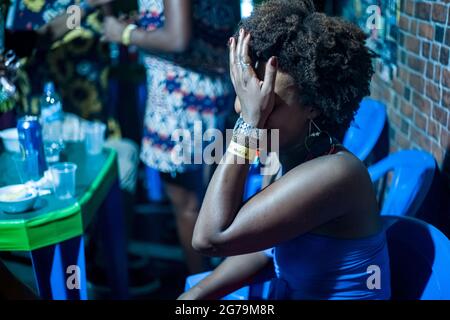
[84,122,106,155]
[12,150,40,183]
[50,162,77,200]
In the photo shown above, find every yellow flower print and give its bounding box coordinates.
[48,48,74,84]
[0,96,15,113]
[30,97,40,115]
[107,118,122,139]
[67,29,95,55]
[65,80,102,118]
[62,28,94,44]
[23,0,45,13]
[15,67,31,97]
[86,11,102,33]
[100,68,109,89]
[52,28,95,55]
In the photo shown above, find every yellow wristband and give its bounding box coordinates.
[228,140,257,161]
[122,24,137,46]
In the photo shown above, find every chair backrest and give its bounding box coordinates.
[368,150,436,217]
[244,161,264,201]
[185,271,250,300]
[383,215,450,300]
[145,167,165,202]
[343,98,387,161]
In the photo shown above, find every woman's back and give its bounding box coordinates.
[267,230,391,300]
[263,150,390,300]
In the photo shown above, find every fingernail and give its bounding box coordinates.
[271,57,278,68]
[229,37,233,45]
[240,28,244,35]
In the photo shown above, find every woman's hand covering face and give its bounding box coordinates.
[229,29,278,129]
[101,16,127,43]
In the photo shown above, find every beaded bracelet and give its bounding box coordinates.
[232,116,262,141]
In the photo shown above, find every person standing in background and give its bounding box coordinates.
[101,0,240,274]
[6,0,116,130]
[4,0,140,193]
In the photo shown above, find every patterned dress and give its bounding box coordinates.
[138,0,239,173]
[6,0,120,136]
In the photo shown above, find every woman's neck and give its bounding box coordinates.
[278,134,341,174]
[278,142,309,173]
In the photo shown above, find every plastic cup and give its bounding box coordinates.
[12,150,40,183]
[84,122,106,155]
[50,162,77,200]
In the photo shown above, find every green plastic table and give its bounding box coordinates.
[0,143,129,299]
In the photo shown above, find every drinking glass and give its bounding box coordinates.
[50,162,77,200]
[84,122,106,155]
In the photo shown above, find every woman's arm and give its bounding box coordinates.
[102,0,192,53]
[37,0,114,42]
[193,146,358,257]
[178,251,272,300]
[192,30,361,257]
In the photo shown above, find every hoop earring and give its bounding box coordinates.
[304,119,334,153]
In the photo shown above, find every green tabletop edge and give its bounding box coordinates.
[0,148,118,251]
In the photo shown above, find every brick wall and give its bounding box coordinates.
[369,0,450,183]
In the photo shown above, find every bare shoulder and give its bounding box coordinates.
[325,149,369,180]
[289,148,370,186]
[281,148,375,214]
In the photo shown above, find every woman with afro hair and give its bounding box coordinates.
[179,0,391,300]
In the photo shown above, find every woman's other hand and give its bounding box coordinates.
[102,16,127,43]
[229,29,278,129]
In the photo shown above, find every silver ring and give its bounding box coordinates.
[239,60,251,69]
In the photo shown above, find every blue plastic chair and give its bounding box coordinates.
[383,215,450,300]
[185,216,450,300]
[185,271,250,300]
[343,98,387,161]
[368,150,436,217]
[145,167,165,202]
[185,271,273,300]
[244,160,264,201]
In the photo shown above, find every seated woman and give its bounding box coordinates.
[179,0,390,300]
